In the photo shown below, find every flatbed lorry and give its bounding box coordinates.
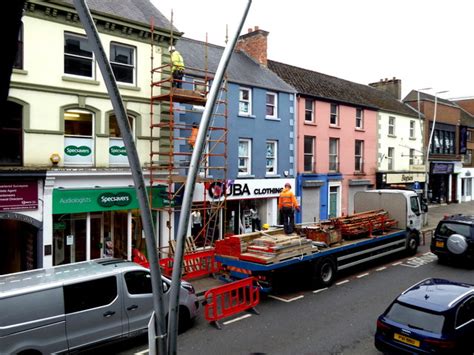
[215,190,423,292]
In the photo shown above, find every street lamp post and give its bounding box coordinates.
[424,90,449,203]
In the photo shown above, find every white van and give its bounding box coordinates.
[0,258,199,354]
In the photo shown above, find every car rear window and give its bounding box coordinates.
[385,302,445,333]
[437,222,471,238]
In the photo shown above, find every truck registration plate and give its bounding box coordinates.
[394,333,420,347]
[436,241,445,248]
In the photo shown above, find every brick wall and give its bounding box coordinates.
[236,26,269,66]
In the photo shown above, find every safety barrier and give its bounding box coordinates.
[132,248,150,268]
[204,277,260,329]
[159,249,219,280]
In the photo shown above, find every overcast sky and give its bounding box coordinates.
[152,0,473,100]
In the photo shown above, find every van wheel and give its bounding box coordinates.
[18,351,42,355]
[406,232,419,256]
[178,306,191,333]
[314,257,336,288]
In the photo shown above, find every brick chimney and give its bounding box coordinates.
[369,77,402,100]
[236,26,269,66]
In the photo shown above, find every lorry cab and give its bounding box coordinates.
[354,189,423,233]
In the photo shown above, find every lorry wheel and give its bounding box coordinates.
[315,258,336,288]
[406,232,419,256]
[178,306,191,333]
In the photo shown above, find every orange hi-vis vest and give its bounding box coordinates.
[278,188,299,209]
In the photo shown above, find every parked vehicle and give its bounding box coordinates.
[0,258,199,354]
[375,278,474,354]
[216,190,423,292]
[430,214,474,263]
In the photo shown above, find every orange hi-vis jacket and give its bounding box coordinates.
[188,126,198,147]
[278,188,299,209]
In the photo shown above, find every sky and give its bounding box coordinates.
[152,0,473,101]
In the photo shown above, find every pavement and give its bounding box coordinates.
[190,200,474,297]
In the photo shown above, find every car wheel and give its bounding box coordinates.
[447,234,468,255]
[315,257,336,288]
[406,232,419,256]
[178,306,191,333]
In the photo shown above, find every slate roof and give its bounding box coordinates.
[268,60,418,117]
[54,0,177,32]
[175,38,295,94]
[403,90,455,107]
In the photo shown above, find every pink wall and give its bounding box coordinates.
[297,97,377,215]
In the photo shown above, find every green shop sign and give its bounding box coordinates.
[109,146,127,156]
[65,145,92,156]
[53,186,171,214]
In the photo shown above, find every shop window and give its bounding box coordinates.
[64,276,117,313]
[110,42,135,84]
[64,32,94,78]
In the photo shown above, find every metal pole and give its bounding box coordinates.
[167,1,252,354]
[72,1,167,354]
[417,88,431,202]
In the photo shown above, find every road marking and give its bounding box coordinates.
[392,262,402,266]
[336,280,349,286]
[313,287,328,294]
[356,273,369,278]
[376,266,387,271]
[223,313,252,325]
[268,295,304,303]
[135,350,149,355]
[401,253,438,268]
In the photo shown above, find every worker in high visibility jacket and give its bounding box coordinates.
[188,122,198,149]
[169,46,184,88]
[278,182,300,234]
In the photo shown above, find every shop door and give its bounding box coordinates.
[90,213,103,259]
[103,211,129,259]
[70,216,87,263]
[329,186,339,218]
[302,187,320,223]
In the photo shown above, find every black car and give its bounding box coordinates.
[375,278,474,354]
[430,214,474,263]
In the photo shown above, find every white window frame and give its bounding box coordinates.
[305,99,314,123]
[355,140,364,172]
[110,42,136,85]
[265,140,277,175]
[387,147,394,170]
[356,108,364,129]
[64,32,94,78]
[330,104,339,126]
[266,92,278,119]
[409,148,415,165]
[239,88,252,116]
[304,136,316,172]
[238,138,251,176]
[329,138,339,172]
[409,120,416,138]
[388,116,396,136]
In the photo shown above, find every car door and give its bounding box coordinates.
[455,296,474,350]
[64,275,123,350]
[123,270,171,334]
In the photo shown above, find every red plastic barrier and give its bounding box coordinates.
[132,248,150,268]
[159,249,219,280]
[204,277,260,329]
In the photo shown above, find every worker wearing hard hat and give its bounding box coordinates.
[187,122,199,149]
[169,45,185,88]
[278,182,300,234]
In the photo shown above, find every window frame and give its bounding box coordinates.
[64,276,117,314]
[14,22,23,69]
[355,140,364,172]
[64,109,94,138]
[330,104,339,126]
[109,114,134,138]
[238,138,252,176]
[409,148,415,165]
[355,108,364,129]
[64,32,94,78]
[265,140,277,175]
[455,296,474,329]
[387,147,394,170]
[409,120,416,138]
[110,42,136,85]
[265,92,278,119]
[305,99,314,123]
[303,136,316,172]
[388,116,396,136]
[329,138,339,172]
[239,87,252,116]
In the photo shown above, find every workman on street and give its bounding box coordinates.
[188,122,198,149]
[278,182,300,234]
[169,45,184,88]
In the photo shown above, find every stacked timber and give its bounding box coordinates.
[333,209,397,239]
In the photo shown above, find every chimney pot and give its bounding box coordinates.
[248,28,252,33]
[255,25,259,31]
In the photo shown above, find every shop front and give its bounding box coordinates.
[428,162,462,204]
[52,186,165,266]
[376,171,426,194]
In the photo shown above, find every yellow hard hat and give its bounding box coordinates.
[262,223,270,230]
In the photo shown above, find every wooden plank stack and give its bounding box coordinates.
[332,209,397,238]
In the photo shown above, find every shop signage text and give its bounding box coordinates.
[65,145,92,156]
[0,181,38,211]
[98,192,132,207]
[205,179,291,200]
[109,146,127,156]
[386,173,426,184]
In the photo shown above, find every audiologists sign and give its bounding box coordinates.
[53,186,167,214]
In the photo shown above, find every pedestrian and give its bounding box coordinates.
[278,182,300,234]
[169,46,184,88]
[188,122,198,149]
[191,210,202,240]
[250,206,261,232]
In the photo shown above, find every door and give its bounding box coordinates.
[90,213,103,259]
[64,276,123,350]
[122,271,170,334]
[302,187,320,223]
[329,186,339,218]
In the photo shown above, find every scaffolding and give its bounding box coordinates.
[149,28,228,257]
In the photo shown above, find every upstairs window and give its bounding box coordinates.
[109,114,134,137]
[387,147,394,170]
[304,136,315,172]
[14,23,23,69]
[266,140,277,174]
[355,140,364,172]
[330,104,339,126]
[65,110,93,137]
[305,99,314,122]
[110,43,135,84]
[64,33,93,78]
[239,88,252,116]
[409,120,416,138]
[266,92,278,118]
[356,108,364,129]
[329,138,339,172]
[388,116,396,136]
[238,138,251,175]
[409,148,415,165]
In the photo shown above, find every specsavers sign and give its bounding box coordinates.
[53,186,168,214]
